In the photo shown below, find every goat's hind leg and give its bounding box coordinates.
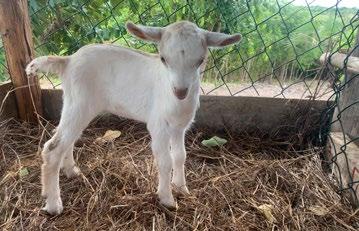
[41,105,94,215]
[41,132,68,215]
[61,144,81,178]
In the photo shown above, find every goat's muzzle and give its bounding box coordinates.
[173,87,188,100]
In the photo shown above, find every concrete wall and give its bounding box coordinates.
[1,86,330,137]
[41,89,330,135]
[196,95,328,133]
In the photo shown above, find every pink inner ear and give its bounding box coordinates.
[128,24,147,40]
[219,34,241,46]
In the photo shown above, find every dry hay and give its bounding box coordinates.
[1,117,359,231]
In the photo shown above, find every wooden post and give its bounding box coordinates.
[0,0,42,122]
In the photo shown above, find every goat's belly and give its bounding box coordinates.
[108,106,147,123]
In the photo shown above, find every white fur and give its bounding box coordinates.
[26,21,241,215]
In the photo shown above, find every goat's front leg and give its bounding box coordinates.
[170,127,190,195]
[147,121,175,208]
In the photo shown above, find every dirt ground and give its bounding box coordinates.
[1,118,358,230]
[200,81,333,100]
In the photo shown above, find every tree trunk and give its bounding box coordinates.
[0,0,42,122]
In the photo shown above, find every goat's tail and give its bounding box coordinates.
[25,56,69,78]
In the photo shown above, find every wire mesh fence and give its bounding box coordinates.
[0,38,9,83]
[18,0,355,99]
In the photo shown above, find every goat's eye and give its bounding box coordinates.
[160,56,166,65]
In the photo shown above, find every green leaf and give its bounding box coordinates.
[19,167,29,178]
[201,136,227,147]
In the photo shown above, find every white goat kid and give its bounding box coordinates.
[26,21,241,215]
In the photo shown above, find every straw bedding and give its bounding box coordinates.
[1,117,358,230]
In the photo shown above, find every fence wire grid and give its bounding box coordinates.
[0,0,359,205]
[5,0,350,99]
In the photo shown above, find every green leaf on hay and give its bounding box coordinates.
[19,167,29,178]
[201,136,227,147]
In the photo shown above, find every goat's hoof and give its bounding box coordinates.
[42,197,63,215]
[63,166,81,178]
[159,196,177,209]
[172,184,190,195]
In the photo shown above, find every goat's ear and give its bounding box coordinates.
[205,31,241,47]
[126,22,162,43]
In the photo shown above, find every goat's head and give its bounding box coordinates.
[126,21,241,100]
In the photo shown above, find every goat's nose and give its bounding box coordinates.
[173,87,188,100]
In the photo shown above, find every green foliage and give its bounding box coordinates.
[0,0,357,84]
[0,39,8,82]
